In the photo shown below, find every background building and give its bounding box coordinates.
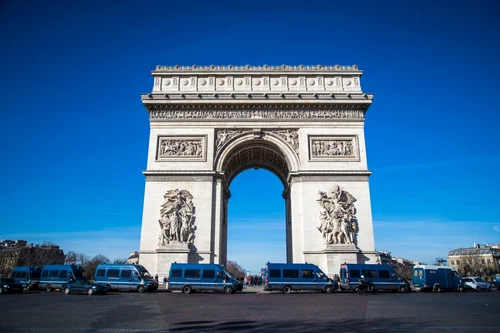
[375,250,420,280]
[0,240,65,277]
[448,243,500,281]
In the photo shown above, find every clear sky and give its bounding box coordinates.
[1,0,499,274]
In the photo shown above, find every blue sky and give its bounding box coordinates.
[1,0,499,274]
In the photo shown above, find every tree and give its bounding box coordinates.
[65,251,77,265]
[83,254,110,279]
[225,260,246,279]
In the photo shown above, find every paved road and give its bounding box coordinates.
[1,288,499,333]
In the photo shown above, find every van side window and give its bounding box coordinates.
[96,269,106,277]
[202,270,215,279]
[185,270,201,279]
[58,270,68,278]
[350,270,360,278]
[362,270,377,279]
[12,272,19,278]
[301,270,314,278]
[171,269,182,278]
[21,272,28,279]
[378,270,390,279]
[121,270,132,278]
[270,269,281,278]
[41,270,48,278]
[107,269,120,278]
[49,270,59,278]
[283,270,299,278]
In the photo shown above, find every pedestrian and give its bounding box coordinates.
[155,274,159,282]
[163,276,167,288]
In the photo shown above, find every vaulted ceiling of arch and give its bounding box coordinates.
[222,142,290,187]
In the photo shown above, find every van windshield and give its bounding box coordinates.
[316,271,326,279]
[221,267,234,279]
[136,265,152,278]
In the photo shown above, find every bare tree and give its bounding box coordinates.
[84,254,110,279]
[65,251,78,265]
[225,260,246,279]
[76,253,89,266]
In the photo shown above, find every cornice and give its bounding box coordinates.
[153,64,362,73]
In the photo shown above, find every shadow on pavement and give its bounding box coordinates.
[170,318,431,332]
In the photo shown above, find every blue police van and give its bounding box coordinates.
[263,262,335,293]
[39,265,86,291]
[168,263,242,294]
[339,263,410,292]
[11,266,42,290]
[412,265,465,292]
[94,264,158,293]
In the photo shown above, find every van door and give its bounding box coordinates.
[201,269,216,291]
[120,269,133,291]
[412,268,425,289]
[184,269,201,291]
[377,269,391,290]
[106,269,121,290]
[301,268,315,290]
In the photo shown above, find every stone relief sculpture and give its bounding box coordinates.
[158,189,196,246]
[216,129,242,152]
[272,129,299,153]
[316,185,358,245]
[312,140,354,157]
[150,109,364,120]
[158,139,203,158]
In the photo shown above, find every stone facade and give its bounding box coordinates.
[139,65,376,277]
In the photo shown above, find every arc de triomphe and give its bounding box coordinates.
[139,64,376,277]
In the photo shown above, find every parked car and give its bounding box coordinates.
[39,265,86,291]
[463,277,491,291]
[340,263,410,292]
[168,263,242,294]
[412,265,465,292]
[494,274,500,290]
[264,262,336,294]
[0,278,24,294]
[62,279,107,295]
[11,266,42,290]
[94,264,158,293]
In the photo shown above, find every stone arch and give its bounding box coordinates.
[214,130,300,188]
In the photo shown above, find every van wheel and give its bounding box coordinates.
[105,284,111,292]
[87,288,94,295]
[458,285,465,292]
[399,285,408,293]
[283,285,292,294]
[46,284,52,292]
[224,286,234,294]
[182,285,191,294]
[433,285,441,293]
[64,287,71,295]
[137,285,145,293]
[325,285,333,294]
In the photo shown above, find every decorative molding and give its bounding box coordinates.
[290,173,371,183]
[317,185,358,246]
[148,107,365,121]
[142,93,372,101]
[156,135,207,161]
[154,64,361,72]
[145,175,214,182]
[157,189,196,247]
[215,129,243,154]
[308,135,359,162]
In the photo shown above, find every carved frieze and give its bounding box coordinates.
[317,185,358,246]
[154,64,360,71]
[156,136,206,161]
[149,108,365,120]
[158,189,196,247]
[309,136,359,161]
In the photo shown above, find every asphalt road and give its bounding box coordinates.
[0,288,499,333]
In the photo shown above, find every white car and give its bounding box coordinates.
[463,277,491,291]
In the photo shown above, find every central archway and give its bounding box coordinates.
[214,131,300,267]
